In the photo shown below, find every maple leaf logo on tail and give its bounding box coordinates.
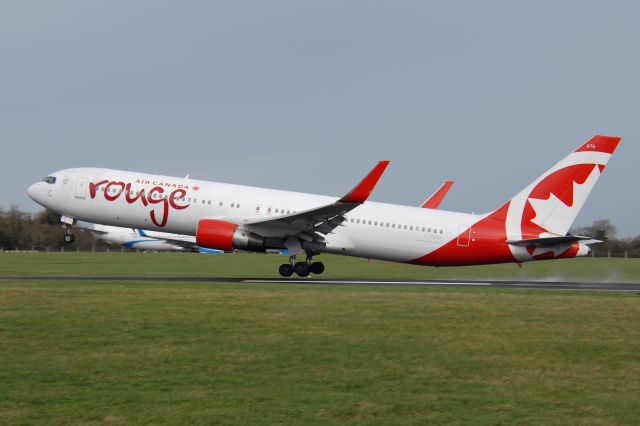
[523,163,602,237]
[502,135,621,262]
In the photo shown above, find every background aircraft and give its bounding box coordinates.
[76,222,221,253]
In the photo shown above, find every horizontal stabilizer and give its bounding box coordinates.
[507,235,601,248]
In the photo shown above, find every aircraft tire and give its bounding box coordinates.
[279,263,294,277]
[293,262,310,277]
[310,261,325,275]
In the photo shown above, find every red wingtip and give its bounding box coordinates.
[339,160,390,204]
[575,135,622,155]
[421,180,454,209]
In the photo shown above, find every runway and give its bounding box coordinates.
[0,276,639,292]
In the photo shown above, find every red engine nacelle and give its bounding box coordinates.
[196,219,266,252]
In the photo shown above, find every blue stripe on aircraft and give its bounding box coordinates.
[198,247,222,254]
[122,239,155,247]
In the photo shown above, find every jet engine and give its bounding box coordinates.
[196,219,266,252]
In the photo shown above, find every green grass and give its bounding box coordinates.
[1,254,640,424]
[1,252,640,282]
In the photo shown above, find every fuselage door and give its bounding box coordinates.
[457,225,471,247]
[75,177,88,199]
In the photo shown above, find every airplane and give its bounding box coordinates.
[27,135,620,277]
[75,221,222,253]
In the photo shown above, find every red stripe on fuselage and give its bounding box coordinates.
[410,203,516,266]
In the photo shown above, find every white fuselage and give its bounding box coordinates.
[28,167,479,263]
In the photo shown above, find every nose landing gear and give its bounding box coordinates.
[61,216,76,245]
[62,225,76,245]
[278,254,325,277]
[63,232,76,245]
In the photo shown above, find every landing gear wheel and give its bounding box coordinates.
[279,263,294,277]
[310,261,325,275]
[293,262,310,277]
[63,233,76,245]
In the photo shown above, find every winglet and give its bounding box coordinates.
[339,161,390,204]
[421,180,454,209]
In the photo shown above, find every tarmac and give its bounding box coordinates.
[1,276,639,292]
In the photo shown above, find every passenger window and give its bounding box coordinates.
[410,226,414,231]
[237,204,240,208]
[440,229,444,234]
[220,202,223,206]
[231,203,235,208]
[357,219,360,224]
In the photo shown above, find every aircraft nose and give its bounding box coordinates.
[27,182,42,203]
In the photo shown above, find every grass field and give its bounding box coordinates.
[1,254,640,425]
[1,252,640,282]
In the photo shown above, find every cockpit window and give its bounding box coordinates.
[41,176,56,184]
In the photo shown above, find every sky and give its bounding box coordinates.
[1,1,638,236]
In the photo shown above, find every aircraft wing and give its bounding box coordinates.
[242,161,390,240]
[506,235,601,248]
[136,229,199,250]
[83,228,109,235]
[75,221,109,234]
[157,237,199,250]
[420,180,454,209]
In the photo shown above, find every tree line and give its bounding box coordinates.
[0,207,108,251]
[1,206,638,256]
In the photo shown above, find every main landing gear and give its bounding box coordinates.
[279,254,325,277]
